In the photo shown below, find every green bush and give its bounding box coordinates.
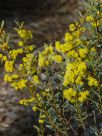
[0,0,102,135]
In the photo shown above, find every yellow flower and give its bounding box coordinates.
[55,41,62,52]
[18,29,33,39]
[90,47,96,52]
[79,48,88,58]
[0,54,3,58]
[66,62,76,73]
[18,41,24,46]
[33,75,39,84]
[38,54,45,67]
[1,43,9,50]
[9,50,18,60]
[23,57,27,62]
[36,93,42,101]
[64,32,73,42]
[92,21,99,27]
[12,74,19,79]
[28,97,35,103]
[52,55,62,63]
[75,76,84,85]
[63,71,75,86]
[42,89,50,97]
[78,91,89,102]
[72,30,80,38]
[4,74,12,82]
[86,15,94,22]
[63,43,73,52]
[67,50,78,58]
[64,61,87,86]
[3,56,7,61]
[88,76,98,87]
[0,54,7,62]
[9,49,23,60]
[45,60,49,66]
[63,88,77,103]
[75,39,81,46]
[39,115,46,124]
[28,45,34,51]
[41,115,46,118]
[5,60,14,72]
[63,63,76,86]
[78,62,87,75]
[19,99,28,106]
[55,41,73,53]
[17,48,23,54]
[39,119,45,124]
[43,45,53,55]
[69,24,76,31]
[32,106,38,112]
[11,79,27,90]
[18,79,27,89]
[19,99,26,105]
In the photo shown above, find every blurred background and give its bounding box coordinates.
[0,0,82,45]
[0,0,83,136]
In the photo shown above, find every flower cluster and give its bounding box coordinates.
[63,88,89,103]
[0,54,7,62]
[63,61,87,86]
[5,60,14,72]
[17,29,33,39]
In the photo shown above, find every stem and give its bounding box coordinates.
[75,101,87,135]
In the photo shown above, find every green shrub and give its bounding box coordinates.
[0,0,102,135]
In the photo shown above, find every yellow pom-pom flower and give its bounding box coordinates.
[79,48,88,58]
[5,60,14,72]
[32,75,40,84]
[69,24,76,31]
[52,55,62,63]
[88,76,98,87]
[63,88,77,103]
[4,74,12,82]
[78,91,89,102]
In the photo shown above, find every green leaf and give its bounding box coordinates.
[33,125,40,132]
[1,20,4,28]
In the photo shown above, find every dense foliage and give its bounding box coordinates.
[0,0,102,135]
